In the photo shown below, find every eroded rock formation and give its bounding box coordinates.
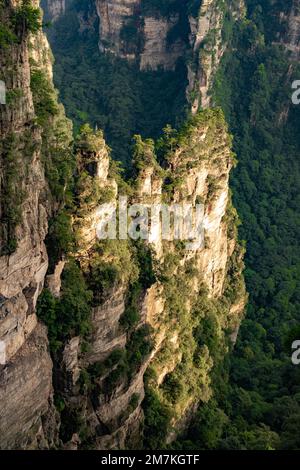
[52,110,246,449]
[0,0,246,450]
[0,0,58,449]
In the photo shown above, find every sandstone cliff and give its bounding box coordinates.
[94,0,245,106]
[279,0,300,59]
[0,0,72,449]
[0,0,56,449]
[0,0,246,450]
[49,111,246,449]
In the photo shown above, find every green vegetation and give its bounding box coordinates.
[143,236,244,449]
[44,0,188,167]
[0,2,48,254]
[37,260,93,352]
[86,239,139,304]
[0,0,41,48]
[30,60,75,267]
[175,0,300,450]
[0,132,28,255]
[143,388,173,449]
[13,0,42,35]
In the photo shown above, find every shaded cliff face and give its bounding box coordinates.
[0,0,54,449]
[187,0,245,110]
[279,0,300,58]
[96,0,188,70]
[42,0,70,21]
[0,0,73,449]
[95,0,245,106]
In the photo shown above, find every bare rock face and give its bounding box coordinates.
[42,0,66,21]
[187,0,245,111]
[95,0,185,70]
[62,337,81,387]
[0,324,58,449]
[140,15,186,71]
[89,287,127,363]
[279,0,300,59]
[0,1,59,449]
[46,260,66,297]
[96,0,141,59]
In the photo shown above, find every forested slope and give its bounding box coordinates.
[176,0,300,449]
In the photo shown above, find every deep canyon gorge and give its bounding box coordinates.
[1,0,300,450]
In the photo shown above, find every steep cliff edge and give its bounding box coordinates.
[0,0,246,450]
[44,0,245,109]
[0,0,72,449]
[42,112,246,450]
[42,0,69,21]
[95,0,245,107]
[187,0,245,110]
[279,0,300,59]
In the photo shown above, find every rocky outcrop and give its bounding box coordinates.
[279,0,300,59]
[0,324,58,449]
[57,109,246,449]
[88,288,127,363]
[42,0,66,21]
[140,15,186,71]
[96,0,141,60]
[0,2,50,448]
[134,110,246,430]
[0,0,67,449]
[95,0,186,70]
[187,0,245,111]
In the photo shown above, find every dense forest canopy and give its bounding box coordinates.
[44,0,189,167]
[42,0,300,449]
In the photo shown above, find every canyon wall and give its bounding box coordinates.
[0,0,74,449]
[94,0,245,107]
[0,0,246,449]
[43,0,245,108]
[279,0,300,59]
[42,0,68,21]
[0,0,60,449]
[187,0,245,110]
[48,110,246,450]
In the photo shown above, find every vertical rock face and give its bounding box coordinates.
[94,0,245,102]
[42,0,66,21]
[96,0,141,59]
[95,0,187,69]
[187,0,245,111]
[140,14,186,71]
[134,111,246,433]
[279,0,300,59]
[57,111,246,449]
[0,0,62,449]
[0,0,246,450]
